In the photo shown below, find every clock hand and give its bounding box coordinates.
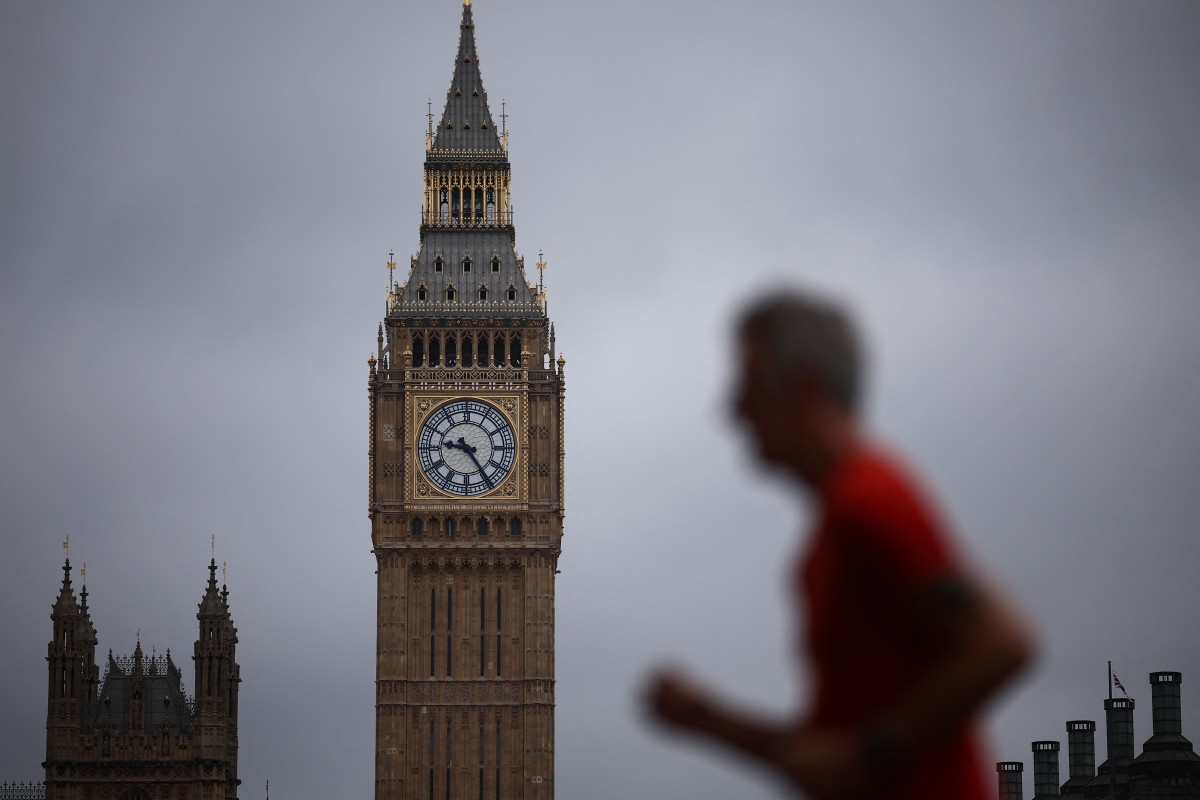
[462,445,493,487]
[442,439,461,451]
[456,436,476,454]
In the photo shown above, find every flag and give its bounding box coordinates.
[1113,673,1130,699]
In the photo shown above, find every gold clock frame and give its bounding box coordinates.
[407,392,527,503]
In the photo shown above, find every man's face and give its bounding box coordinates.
[732,334,817,468]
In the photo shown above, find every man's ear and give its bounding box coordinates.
[782,370,826,407]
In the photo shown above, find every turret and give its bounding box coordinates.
[194,558,240,794]
[1060,720,1095,798]
[1104,697,1136,760]
[1148,671,1184,738]
[45,559,98,762]
[996,761,1024,800]
[1129,671,1200,792]
[1033,740,1061,798]
[1088,696,1135,797]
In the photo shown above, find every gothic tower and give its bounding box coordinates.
[194,558,241,791]
[43,558,240,800]
[46,559,100,770]
[368,3,565,798]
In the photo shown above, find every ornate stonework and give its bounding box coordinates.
[368,4,565,799]
[43,561,240,800]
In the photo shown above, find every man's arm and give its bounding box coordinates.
[869,573,1035,764]
[644,669,797,767]
[645,576,1035,799]
[783,574,1035,797]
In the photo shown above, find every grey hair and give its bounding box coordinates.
[737,289,864,412]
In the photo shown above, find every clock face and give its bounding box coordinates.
[416,399,516,496]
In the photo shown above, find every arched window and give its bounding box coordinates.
[486,188,496,224]
[462,336,474,368]
[509,518,523,537]
[478,286,488,301]
[510,334,522,367]
[445,518,457,538]
[446,335,458,367]
[434,257,443,273]
[493,335,505,368]
[491,256,501,273]
[412,518,424,537]
[462,257,472,273]
[439,188,449,223]
[429,336,441,367]
[451,189,460,222]
[446,286,457,302]
[413,335,425,367]
[506,285,517,301]
[416,285,427,301]
[474,187,485,222]
[476,517,488,536]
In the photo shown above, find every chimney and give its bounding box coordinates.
[996,761,1023,800]
[1104,696,1136,761]
[1149,672,1183,736]
[1032,740,1061,797]
[1066,720,1097,779]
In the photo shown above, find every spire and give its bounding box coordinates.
[432,1,502,152]
[199,557,223,613]
[53,558,79,614]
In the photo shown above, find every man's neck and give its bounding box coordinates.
[788,412,863,492]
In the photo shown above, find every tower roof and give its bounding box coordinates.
[52,558,80,616]
[432,1,502,154]
[198,557,225,615]
[93,648,193,734]
[390,1,542,320]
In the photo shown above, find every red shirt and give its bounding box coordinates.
[797,446,990,800]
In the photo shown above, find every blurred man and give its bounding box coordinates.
[645,290,1034,799]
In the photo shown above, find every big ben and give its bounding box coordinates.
[368,3,565,799]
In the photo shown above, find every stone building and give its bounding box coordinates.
[367,1,565,798]
[997,671,1200,799]
[43,559,240,800]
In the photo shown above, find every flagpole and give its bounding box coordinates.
[1108,660,1116,798]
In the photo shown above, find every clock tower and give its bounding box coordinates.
[368,3,565,799]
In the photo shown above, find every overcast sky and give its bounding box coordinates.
[2,2,1198,798]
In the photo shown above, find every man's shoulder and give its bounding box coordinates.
[824,445,952,547]
[828,445,927,510]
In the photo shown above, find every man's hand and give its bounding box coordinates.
[644,668,714,733]
[645,669,879,798]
